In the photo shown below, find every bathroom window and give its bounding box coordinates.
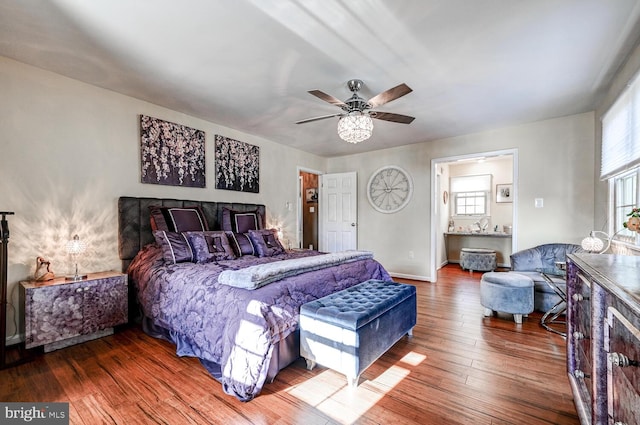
[450,174,491,216]
[454,191,487,215]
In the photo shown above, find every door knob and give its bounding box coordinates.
[351,223,356,227]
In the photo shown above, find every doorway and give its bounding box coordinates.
[299,170,319,250]
[430,148,518,282]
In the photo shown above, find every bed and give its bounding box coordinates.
[118,196,391,401]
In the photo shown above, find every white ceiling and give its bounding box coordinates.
[2,1,640,157]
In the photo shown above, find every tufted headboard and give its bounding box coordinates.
[117,196,266,272]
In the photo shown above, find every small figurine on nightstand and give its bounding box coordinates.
[33,256,54,281]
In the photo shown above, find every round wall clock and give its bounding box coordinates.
[367,165,414,213]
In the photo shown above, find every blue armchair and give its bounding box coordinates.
[509,243,584,312]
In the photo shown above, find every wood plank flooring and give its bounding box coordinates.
[0,265,579,424]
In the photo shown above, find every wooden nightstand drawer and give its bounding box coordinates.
[21,271,128,351]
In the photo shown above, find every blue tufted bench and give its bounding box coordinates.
[299,279,417,387]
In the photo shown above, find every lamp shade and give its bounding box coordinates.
[65,234,87,281]
[581,230,613,254]
[66,234,86,255]
[337,112,373,144]
[581,235,604,252]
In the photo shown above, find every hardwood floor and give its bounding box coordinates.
[0,265,579,424]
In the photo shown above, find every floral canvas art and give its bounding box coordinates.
[215,135,260,193]
[140,115,206,188]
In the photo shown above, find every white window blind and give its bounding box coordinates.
[450,174,492,192]
[601,71,640,180]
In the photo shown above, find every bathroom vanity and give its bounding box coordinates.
[445,232,513,267]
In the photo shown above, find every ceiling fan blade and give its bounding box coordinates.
[371,111,415,124]
[295,113,342,124]
[308,90,348,108]
[367,83,412,108]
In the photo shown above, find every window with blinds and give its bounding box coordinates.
[602,70,640,243]
[613,170,637,241]
[601,71,640,180]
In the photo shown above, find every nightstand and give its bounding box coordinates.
[21,271,128,352]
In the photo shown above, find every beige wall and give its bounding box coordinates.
[594,40,640,232]
[0,56,326,340]
[327,112,595,281]
[0,53,600,338]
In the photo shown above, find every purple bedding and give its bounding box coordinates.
[127,244,391,401]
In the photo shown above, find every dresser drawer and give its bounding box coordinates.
[606,307,640,425]
[573,273,592,389]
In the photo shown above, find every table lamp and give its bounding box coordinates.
[580,230,621,254]
[66,234,87,281]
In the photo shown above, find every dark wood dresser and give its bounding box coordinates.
[566,254,640,425]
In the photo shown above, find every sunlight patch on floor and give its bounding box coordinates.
[287,352,426,424]
[399,351,426,366]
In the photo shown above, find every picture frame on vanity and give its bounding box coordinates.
[496,184,512,203]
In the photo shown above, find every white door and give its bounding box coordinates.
[319,172,357,252]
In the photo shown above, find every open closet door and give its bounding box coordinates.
[319,172,357,252]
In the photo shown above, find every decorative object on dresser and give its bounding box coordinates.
[140,115,206,188]
[566,254,640,425]
[65,234,87,281]
[21,271,128,353]
[623,207,640,231]
[33,256,54,281]
[581,229,626,254]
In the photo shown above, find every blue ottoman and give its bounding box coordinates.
[460,248,497,272]
[480,272,534,324]
[299,280,417,387]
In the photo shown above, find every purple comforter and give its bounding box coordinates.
[127,244,391,401]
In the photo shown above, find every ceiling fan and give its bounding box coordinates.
[296,79,415,143]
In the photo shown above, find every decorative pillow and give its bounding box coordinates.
[153,230,194,264]
[184,231,236,263]
[222,208,263,233]
[248,229,285,257]
[226,232,256,257]
[150,206,209,232]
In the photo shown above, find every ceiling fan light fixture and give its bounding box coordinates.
[337,112,373,144]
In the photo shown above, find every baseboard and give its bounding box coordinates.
[388,272,433,282]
